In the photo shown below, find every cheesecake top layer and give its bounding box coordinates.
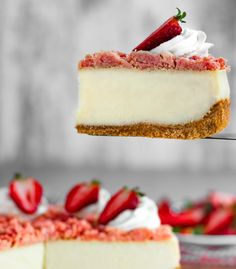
[34,210,173,242]
[0,215,44,251]
[79,51,229,71]
[0,210,173,251]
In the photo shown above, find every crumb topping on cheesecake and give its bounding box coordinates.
[0,210,173,251]
[79,51,229,71]
[0,216,44,251]
[33,210,172,242]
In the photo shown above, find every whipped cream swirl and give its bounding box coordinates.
[153,28,213,58]
[108,196,160,231]
[78,188,110,218]
[0,187,48,219]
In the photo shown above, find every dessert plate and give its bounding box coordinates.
[177,233,236,246]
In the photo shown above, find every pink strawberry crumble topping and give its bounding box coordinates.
[79,51,229,71]
[0,216,44,251]
[0,210,173,251]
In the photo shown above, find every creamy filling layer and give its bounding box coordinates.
[0,244,44,269]
[46,239,180,269]
[76,69,230,125]
[0,237,179,269]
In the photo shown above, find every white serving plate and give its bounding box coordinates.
[177,233,236,246]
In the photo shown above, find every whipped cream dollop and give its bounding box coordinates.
[153,28,213,58]
[108,196,160,231]
[0,187,48,219]
[78,188,110,218]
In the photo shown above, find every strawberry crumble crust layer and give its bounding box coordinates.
[79,51,229,71]
[76,99,230,139]
[0,211,173,251]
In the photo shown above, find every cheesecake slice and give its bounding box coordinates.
[46,229,180,269]
[76,9,230,139]
[0,215,45,269]
[45,186,180,269]
[76,51,230,139]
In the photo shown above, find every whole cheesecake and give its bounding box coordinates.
[0,177,180,269]
[0,213,180,269]
[76,10,230,139]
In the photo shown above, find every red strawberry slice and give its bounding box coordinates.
[9,173,43,214]
[158,199,205,226]
[205,208,234,235]
[208,191,236,208]
[65,180,100,213]
[133,8,186,51]
[98,187,142,225]
[176,208,206,226]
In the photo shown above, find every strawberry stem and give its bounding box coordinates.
[132,187,145,197]
[14,173,22,180]
[175,8,187,23]
[91,179,101,185]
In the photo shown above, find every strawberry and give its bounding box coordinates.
[208,191,236,209]
[9,173,43,214]
[158,199,172,218]
[218,227,236,235]
[98,187,142,225]
[133,8,186,51]
[205,208,234,235]
[65,180,100,213]
[176,208,206,226]
[158,199,205,227]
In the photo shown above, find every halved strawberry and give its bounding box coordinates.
[133,8,186,51]
[65,180,100,213]
[205,208,234,235]
[9,173,43,214]
[98,187,142,225]
[176,208,206,226]
[158,199,206,227]
[208,191,236,209]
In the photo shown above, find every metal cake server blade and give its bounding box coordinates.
[205,133,236,141]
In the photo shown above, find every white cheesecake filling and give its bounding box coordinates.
[76,69,230,126]
[46,239,180,269]
[0,244,44,269]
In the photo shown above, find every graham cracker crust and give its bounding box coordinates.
[76,99,230,139]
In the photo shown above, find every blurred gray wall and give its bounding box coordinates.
[0,0,236,181]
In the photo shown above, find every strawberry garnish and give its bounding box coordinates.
[158,199,205,227]
[133,8,186,51]
[208,191,236,209]
[9,173,43,214]
[205,208,234,235]
[98,187,143,225]
[65,180,100,213]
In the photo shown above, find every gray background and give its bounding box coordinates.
[0,0,235,202]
